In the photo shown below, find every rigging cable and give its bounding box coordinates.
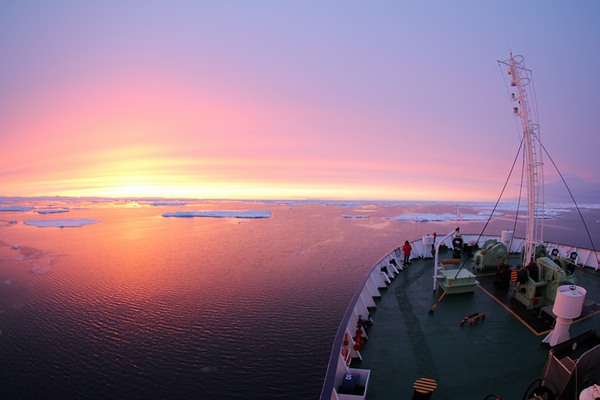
[428,140,524,314]
[478,138,525,243]
[539,141,599,264]
[510,142,526,253]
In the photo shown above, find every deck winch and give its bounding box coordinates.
[512,254,577,310]
[474,239,508,271]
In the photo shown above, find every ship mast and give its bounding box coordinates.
[503,54,544,265]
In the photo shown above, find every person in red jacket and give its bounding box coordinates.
[402,240,412,266]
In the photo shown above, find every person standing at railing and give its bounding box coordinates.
[402,240,412,266]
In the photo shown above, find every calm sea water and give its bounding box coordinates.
[1,200,598,399]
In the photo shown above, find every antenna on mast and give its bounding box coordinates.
[499,54,544,265]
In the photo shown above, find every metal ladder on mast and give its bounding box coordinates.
[508,54,544,265]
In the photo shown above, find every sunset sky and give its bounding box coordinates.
[2,1,599,202]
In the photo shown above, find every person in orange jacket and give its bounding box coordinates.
[402,240,412,266]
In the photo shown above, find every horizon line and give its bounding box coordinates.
[1,195,599,207]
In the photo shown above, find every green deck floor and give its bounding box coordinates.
[351,256,600,400]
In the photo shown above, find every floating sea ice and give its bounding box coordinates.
[36,208,69,214]
[31,256,54,274]
[151,201,188,206]
[24,218,100,228]
[386,212,490,222]
[162,210,271,219]
[0,206,34,212]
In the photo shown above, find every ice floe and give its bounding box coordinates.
[162,210,271,219]
[387,212,490,222]
[151,201,189,207]
[36,208,70,214]
[24,218,100,228]
[342,215,370,219]
[31,255,58,274]
[0,206,34,212]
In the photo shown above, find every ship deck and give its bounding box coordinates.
[350,253,600,400]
